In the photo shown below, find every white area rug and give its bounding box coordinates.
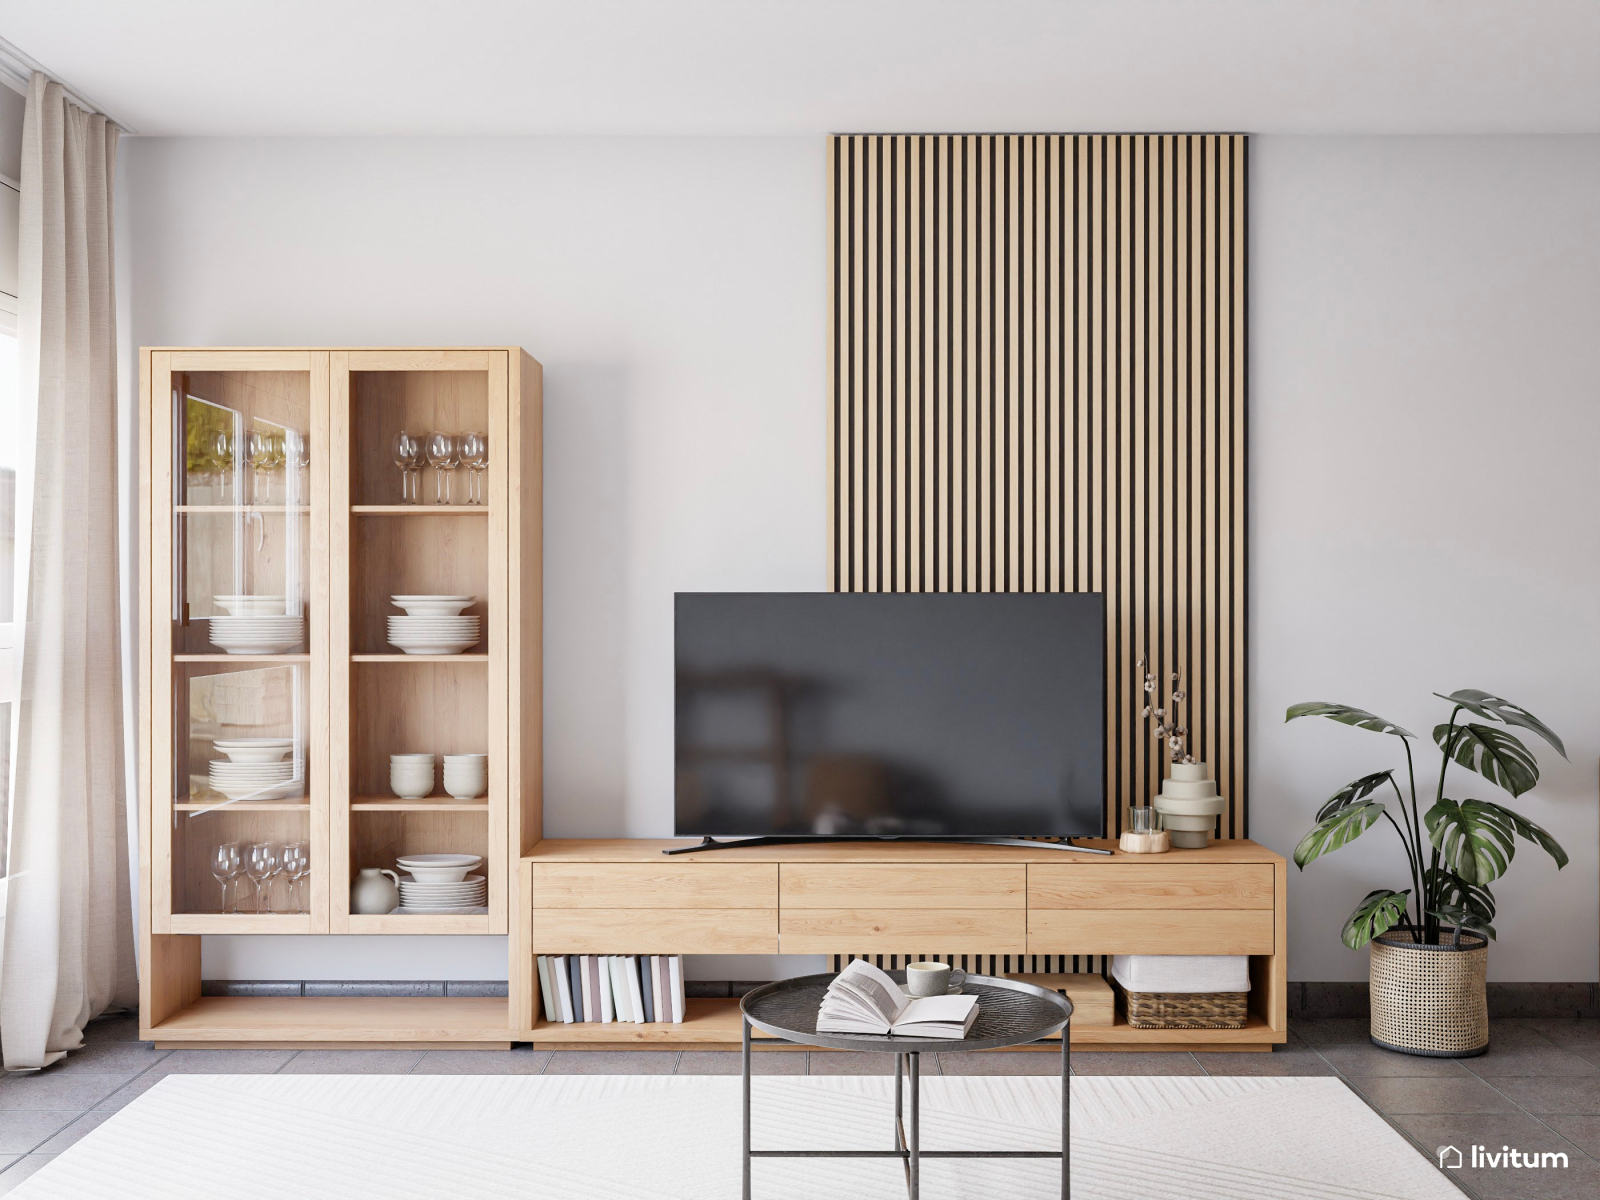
[14,1074,1457,1199]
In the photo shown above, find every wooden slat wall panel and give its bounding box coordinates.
[828,134,1248,836]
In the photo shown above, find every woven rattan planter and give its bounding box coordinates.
[1119,986,1249,1030]
[1369,926,1489,1057]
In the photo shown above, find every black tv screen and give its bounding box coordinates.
[674,592,1105,839]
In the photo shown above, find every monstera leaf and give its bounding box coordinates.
[1426,798,1516,885]
[1316,770,1396,821]
[1482,799,1569,870]
[1436,689,1567,760]
[1425,866,1498,940]
[1435,723,1539,797]
[1294,799,1387,869]
[1286,702,1415,738]
[1342,889,1411,949]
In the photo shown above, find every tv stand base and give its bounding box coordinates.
[662,835,1113,856]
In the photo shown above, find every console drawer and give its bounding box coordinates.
[781,864,1026,910]
[531,908,778,954]
[1029,864,1274,910]
[527,862,777,909]
[780,908,1026,953]
[1028,909,1273,955]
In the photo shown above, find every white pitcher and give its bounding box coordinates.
[351,867,401,914]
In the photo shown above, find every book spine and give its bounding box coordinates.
[668,954,685,1023]
[626,955,646,1023]
[639,955,655,1023]
[653,956,669,1024]
[598,955,615,1023]
[569,955,586,1021]
[554,955,574,1023]
[536,956,556,1023]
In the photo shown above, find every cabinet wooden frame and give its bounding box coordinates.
[522,839,1288,1051]
[138,346,542,1045]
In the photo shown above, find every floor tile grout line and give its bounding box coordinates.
[1302,1039,1483,1200]
[1463,1068,1600,1167]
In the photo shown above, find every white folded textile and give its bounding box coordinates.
[1110,954,1251,993]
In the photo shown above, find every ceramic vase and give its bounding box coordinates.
[1153,762,1226,848]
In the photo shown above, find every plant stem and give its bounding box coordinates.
[1425,706,1464,944]
[1389,773,1424,943]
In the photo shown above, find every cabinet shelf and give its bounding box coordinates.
[147,995,511,1047]
[351,653,489,663]
[175,505,311,514]
[175,653,311,663]
[175,801,311,812]
[352,505,490,515]
[351,796,490,811]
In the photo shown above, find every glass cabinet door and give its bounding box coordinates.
[150,351,329,932]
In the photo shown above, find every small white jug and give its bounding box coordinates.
[351,867,401,914]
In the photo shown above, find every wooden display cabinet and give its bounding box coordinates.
[139,348,541,1045]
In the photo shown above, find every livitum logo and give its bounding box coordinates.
[1437,1144,1570,1170]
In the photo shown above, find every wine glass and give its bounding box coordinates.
[265,429,288,505]
[212,430,237,504]
[247,429,276,505]
[211,842,242,914]
[284,429,311,506]
[426,432,460,505]
[392,430,425,504]
[245,842,277,914]
[458,432,488,505]
[282,841,310,913]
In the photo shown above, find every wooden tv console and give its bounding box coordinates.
[517,838,1287,1052]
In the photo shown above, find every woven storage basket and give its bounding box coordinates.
[1370,926,1488,1057]
[1119,986,1248,1029]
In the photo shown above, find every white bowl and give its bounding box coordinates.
[399,865,473,883]
[215,737,295,746]
[389,643,479,656]
[389,777,434,800]
[214,596,291,616]
[390,753,436,763]
[442,754,487,764]
[396,853,481,866]
[391,597,477,617]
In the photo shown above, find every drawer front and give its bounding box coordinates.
[780,864,1026,910]
[531,908,778,954]
[527,863,778,909]
[1029,864,1275,910]
[779,909,1027,953]
[1028,909,1273,955]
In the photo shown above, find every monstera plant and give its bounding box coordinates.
[1288,690,1569,949]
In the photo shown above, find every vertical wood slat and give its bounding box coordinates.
[826,134,1248,837]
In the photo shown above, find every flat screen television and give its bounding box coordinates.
[674,592,1105,844]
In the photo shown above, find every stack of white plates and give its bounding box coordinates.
[209,614,304,655]
[214,595,290,616]
[395,873,487,913]
[394,854,486,913]
[209,758,301,800]
[213,737,295,764]
[387,595,479,654]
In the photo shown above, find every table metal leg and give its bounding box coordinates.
[742,1016,752,1200]
[909,1051,920,1200]
[1061,1018,1071,1200]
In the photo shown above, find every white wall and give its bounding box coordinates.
[1251,135,1600,982]
[123,133,1600,983]
[122,136,827,978]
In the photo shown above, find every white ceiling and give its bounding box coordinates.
[4,0,1599,137]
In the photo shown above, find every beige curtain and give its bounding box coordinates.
[1,73,135,1071]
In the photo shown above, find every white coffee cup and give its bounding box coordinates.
[905,961,952,997]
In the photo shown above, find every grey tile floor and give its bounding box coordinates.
[4,1014,1600,1197]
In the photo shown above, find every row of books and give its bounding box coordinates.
[536,954,687,1024]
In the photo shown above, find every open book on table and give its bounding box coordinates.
[816,959,980,1040]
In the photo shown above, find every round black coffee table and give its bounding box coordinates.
[739,971,1073,1200]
